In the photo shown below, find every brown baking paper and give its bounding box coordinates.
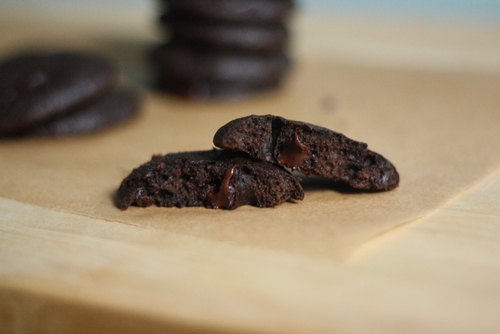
[1,55,500,259]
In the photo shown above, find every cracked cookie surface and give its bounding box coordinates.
[214,115,400,191]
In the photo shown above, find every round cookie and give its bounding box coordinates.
[21,89,141,137]
[164,0,295,23]
[0,52,118,136]
[161,14,288,52]
[150,43,290,84]
[155,74,282,99]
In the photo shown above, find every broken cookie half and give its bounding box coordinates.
[118,150,304,210]
[213,115,399,191]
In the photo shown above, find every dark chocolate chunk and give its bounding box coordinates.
[161,14,289,52]
[0,52,118,135]
[21,89,141,136]
[164,0,295,24]
[213,115,400,191]
[118,150,304,210]
[150,43,290,85]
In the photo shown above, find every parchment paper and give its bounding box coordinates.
[1,35,500,259]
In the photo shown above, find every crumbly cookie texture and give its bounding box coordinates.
[118,150,304,210]
[214,115,400,191]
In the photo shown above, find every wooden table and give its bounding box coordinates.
[1,7,500,334]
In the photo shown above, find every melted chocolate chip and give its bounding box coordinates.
[277,133,313,169]
[209,165,237,209]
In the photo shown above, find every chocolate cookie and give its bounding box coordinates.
[165,0,295,23]
[155,74,281,99]
[151,43,290,84]
[21,89,140,136]
[161,14,288,52]
[0,53,118,136]
[213,115,400,191]
[118,150,304,210]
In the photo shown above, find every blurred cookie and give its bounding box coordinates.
[161,14,288,52]
[151,43,290,84]
[155,74,281,99]
[22,89,141,137]
[0,53,118,136]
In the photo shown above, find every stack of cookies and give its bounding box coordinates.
[151,0,295,99]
